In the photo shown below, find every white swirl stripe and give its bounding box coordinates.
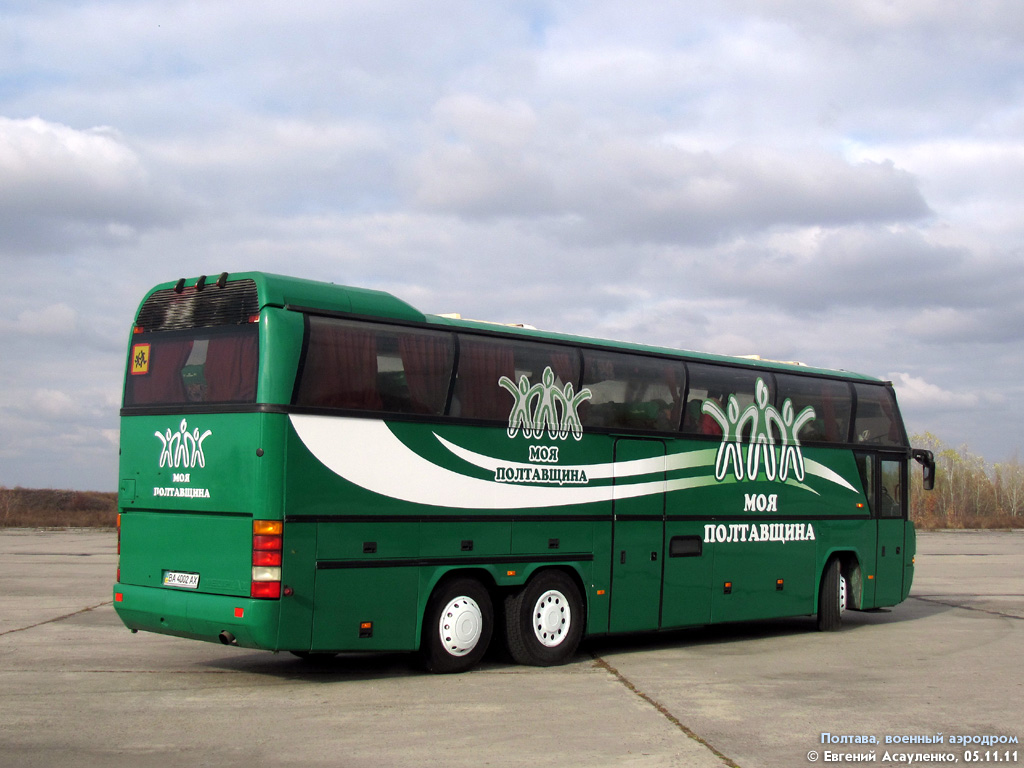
[290,415,857,510]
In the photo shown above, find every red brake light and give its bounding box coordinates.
[250,581,281,599]
[252,534,282,551]
[252,550,282,567]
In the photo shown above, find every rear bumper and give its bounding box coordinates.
[113,583,282,650]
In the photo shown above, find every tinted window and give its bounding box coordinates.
[579,350,685,431]
[683,364,773,439]
[879,459,905,518]
[450,337,580,421]
[853,384,905,446]
[294,318,454,415]
[775,375,852,443]
[124,326,258,406]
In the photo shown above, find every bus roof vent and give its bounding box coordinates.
[137,279,259,331]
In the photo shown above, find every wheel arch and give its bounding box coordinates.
[817,549,864,611]
[415,567,498,648]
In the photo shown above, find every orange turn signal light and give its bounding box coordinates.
[253,520,283,535]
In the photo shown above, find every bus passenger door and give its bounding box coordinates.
[875,458,907,606]
[609,439,666,633]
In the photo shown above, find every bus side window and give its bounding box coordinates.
[580,350,684,432]
[450,337,579,422]
[683,363,772,439]
[775,375,852,444]
[294,317,383,410]
[382,328,454,416]
[879,459,905,518]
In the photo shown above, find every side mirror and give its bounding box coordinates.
[912,449,936,491]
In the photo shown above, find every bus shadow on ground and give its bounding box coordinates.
[197,601,946,682]
[585,598,950,659]
[200,649,424,681]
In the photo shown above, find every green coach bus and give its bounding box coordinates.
[113,272,935,672]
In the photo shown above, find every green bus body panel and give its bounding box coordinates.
[119,512,252,596]
[115,410,295,646]
[259,308,306,405]
[609,439,666,633]
[876,518,907,606]
[115,584,281,649]
[118,412,267,514]
[115,272,920,658]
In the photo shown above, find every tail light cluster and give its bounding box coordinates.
[251,520,282,599]
[116,513,122,583]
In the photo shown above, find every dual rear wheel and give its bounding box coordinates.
[420,570,584,673]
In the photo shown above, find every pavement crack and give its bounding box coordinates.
[592,654,740,768]
[0,601,113,637]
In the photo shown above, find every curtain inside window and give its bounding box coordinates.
[205,333,258,402]
[296,321,381,410]
[455,338,515,420]
[399,332,453,415]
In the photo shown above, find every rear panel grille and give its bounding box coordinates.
[137,279,259,331]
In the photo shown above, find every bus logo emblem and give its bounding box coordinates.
[499,367,592,441]
[155,418,212,469]
[702,377,815,483]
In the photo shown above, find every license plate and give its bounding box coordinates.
[163,570,200,589]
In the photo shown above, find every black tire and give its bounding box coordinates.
[505,570,584,667]
[419,577,493,674]
[817,558,845,632]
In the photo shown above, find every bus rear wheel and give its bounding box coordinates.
[419,577,493,674]
[505,570,584,667]
[816,558,847,632]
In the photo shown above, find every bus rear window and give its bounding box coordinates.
[124,326,258,407]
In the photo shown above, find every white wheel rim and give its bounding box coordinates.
[839,574,847,615]
[438,596,483,657]
[532,589,572,648]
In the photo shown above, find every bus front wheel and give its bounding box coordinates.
[419,577,493,673]
[505,570,584,666]
[816,558,847,632]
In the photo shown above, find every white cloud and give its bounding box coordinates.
[0,117,183,253]
[888,372,983,409]
[3,1,1024,486]
[8,303,78,336]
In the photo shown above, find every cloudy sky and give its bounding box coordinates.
[2,1,1023,490]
